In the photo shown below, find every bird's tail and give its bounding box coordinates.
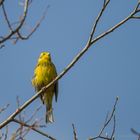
[46,106,54,123]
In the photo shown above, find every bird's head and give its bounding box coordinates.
[38,52,51,63]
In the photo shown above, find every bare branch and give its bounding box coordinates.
[103,97,118,129]
[0,0,48,47]
[0,0,29,44]
[72,124,78,140]
[132,16,140,19]
[13,119,56,140]
[2,4,13,31]
[16,96,23,122]
[88,0,110,44]
[13,98,45,139]
[0,104,9,114]
[4,125,8,140]
[131,128,140,140]
[134,1,140,13]
[89,97,118,140]
[91,1,140,45]
[25,105,42,123]
[110,116,116,139]
[16,5,49,41]
[16,96,25,139]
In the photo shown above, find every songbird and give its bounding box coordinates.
[32,52,58,123]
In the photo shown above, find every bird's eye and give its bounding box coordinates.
[41,53,45,56]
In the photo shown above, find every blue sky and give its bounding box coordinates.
[0,0,140,139]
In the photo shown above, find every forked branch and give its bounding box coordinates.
[13,119,56,140]
[0,0,48,48]
[89,97,118,140]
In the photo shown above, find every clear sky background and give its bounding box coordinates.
[0,0,140,140]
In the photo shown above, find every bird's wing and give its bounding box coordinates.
[54,81,58,102]
[52,63,58,102]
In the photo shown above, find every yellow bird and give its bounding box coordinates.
[32,52,58,123]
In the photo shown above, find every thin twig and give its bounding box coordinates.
[132,16,140,19]
[17,5,49,40]
[18,118,45,139]
[97,97,118,137]
[72,124,78,140]
[90,1,140,45]
[103,97,118,129]
[110,116,116,139]
[0,104,9,114]
[25,105,42,123]
[89,97,118,140]
[13,119,56,140]
[0,1,48,46]
[16,96,25,138]
[16,96,22,121]
[0,0,29,44]
[0,130,3,139]
[4,125,8,140]
[2,3,13,31]
[88,0,110,44]
[131,128,140,140]
[14,121,33,140]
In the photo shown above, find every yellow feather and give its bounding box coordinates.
[32,52,58,123]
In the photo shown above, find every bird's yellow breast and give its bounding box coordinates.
[32,62,57,90]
